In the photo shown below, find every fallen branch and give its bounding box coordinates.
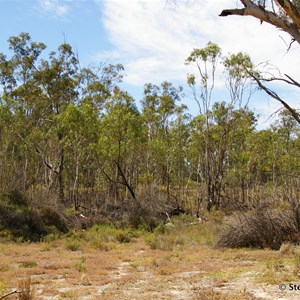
[0,290,21,299]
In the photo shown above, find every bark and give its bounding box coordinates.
[220,0,300,44]
[276,0,300,27]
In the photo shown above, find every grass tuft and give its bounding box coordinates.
[18,277,35,300]
[19,261,38,268]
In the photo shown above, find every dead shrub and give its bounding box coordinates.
[217,208,300,250]
[126,202,160,230]
[0,191,68,241]
[5,189,28,207]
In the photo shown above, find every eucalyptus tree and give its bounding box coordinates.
[34,42,80,203]
[185,42,224,210]
[98,90,144,205]
[224,108,257,204]
[57,102,100,208]
[0,33,48,195]
[168,105,191,207]
[141,81,183,203]
[223,52,258,107]
[0,33,82,203]
[186,42,258,210]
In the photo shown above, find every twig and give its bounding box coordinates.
[0,290,21,299]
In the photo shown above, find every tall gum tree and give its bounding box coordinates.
[185,42,258,211]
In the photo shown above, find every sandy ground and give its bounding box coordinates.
[0,238,299,299]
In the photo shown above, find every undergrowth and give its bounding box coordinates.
[144,213,221,250]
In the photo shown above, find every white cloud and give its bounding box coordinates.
[99,0,299,83]
[37,0,70,17]
[97,0,300,124]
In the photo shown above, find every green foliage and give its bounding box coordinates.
[185,41,221,63]
[63,224,141,251]
[294,0,300,9]
[223,52,253,79]
[0,279,7,295]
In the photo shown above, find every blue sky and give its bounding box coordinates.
[0,0,107,65]
[0,0,299,128]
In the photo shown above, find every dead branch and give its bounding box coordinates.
[113,160,136,200]
[250,73,300,124]
[0,290,21,299]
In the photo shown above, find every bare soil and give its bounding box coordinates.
[0,238,299,299]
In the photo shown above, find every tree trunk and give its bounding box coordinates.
[58,147,65,203]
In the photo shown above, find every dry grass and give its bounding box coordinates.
[194,288,262,300]
[144,213,219,250]
[0,217,299,299]
[18,277,35,300]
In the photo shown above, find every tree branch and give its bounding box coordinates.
[284,73,300,87]
[113,160,136,200]
[257,72,300,89]
[219,8,246,16]
[102,162,136,201]
[250,73,300,124]
[219,0,300,44]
